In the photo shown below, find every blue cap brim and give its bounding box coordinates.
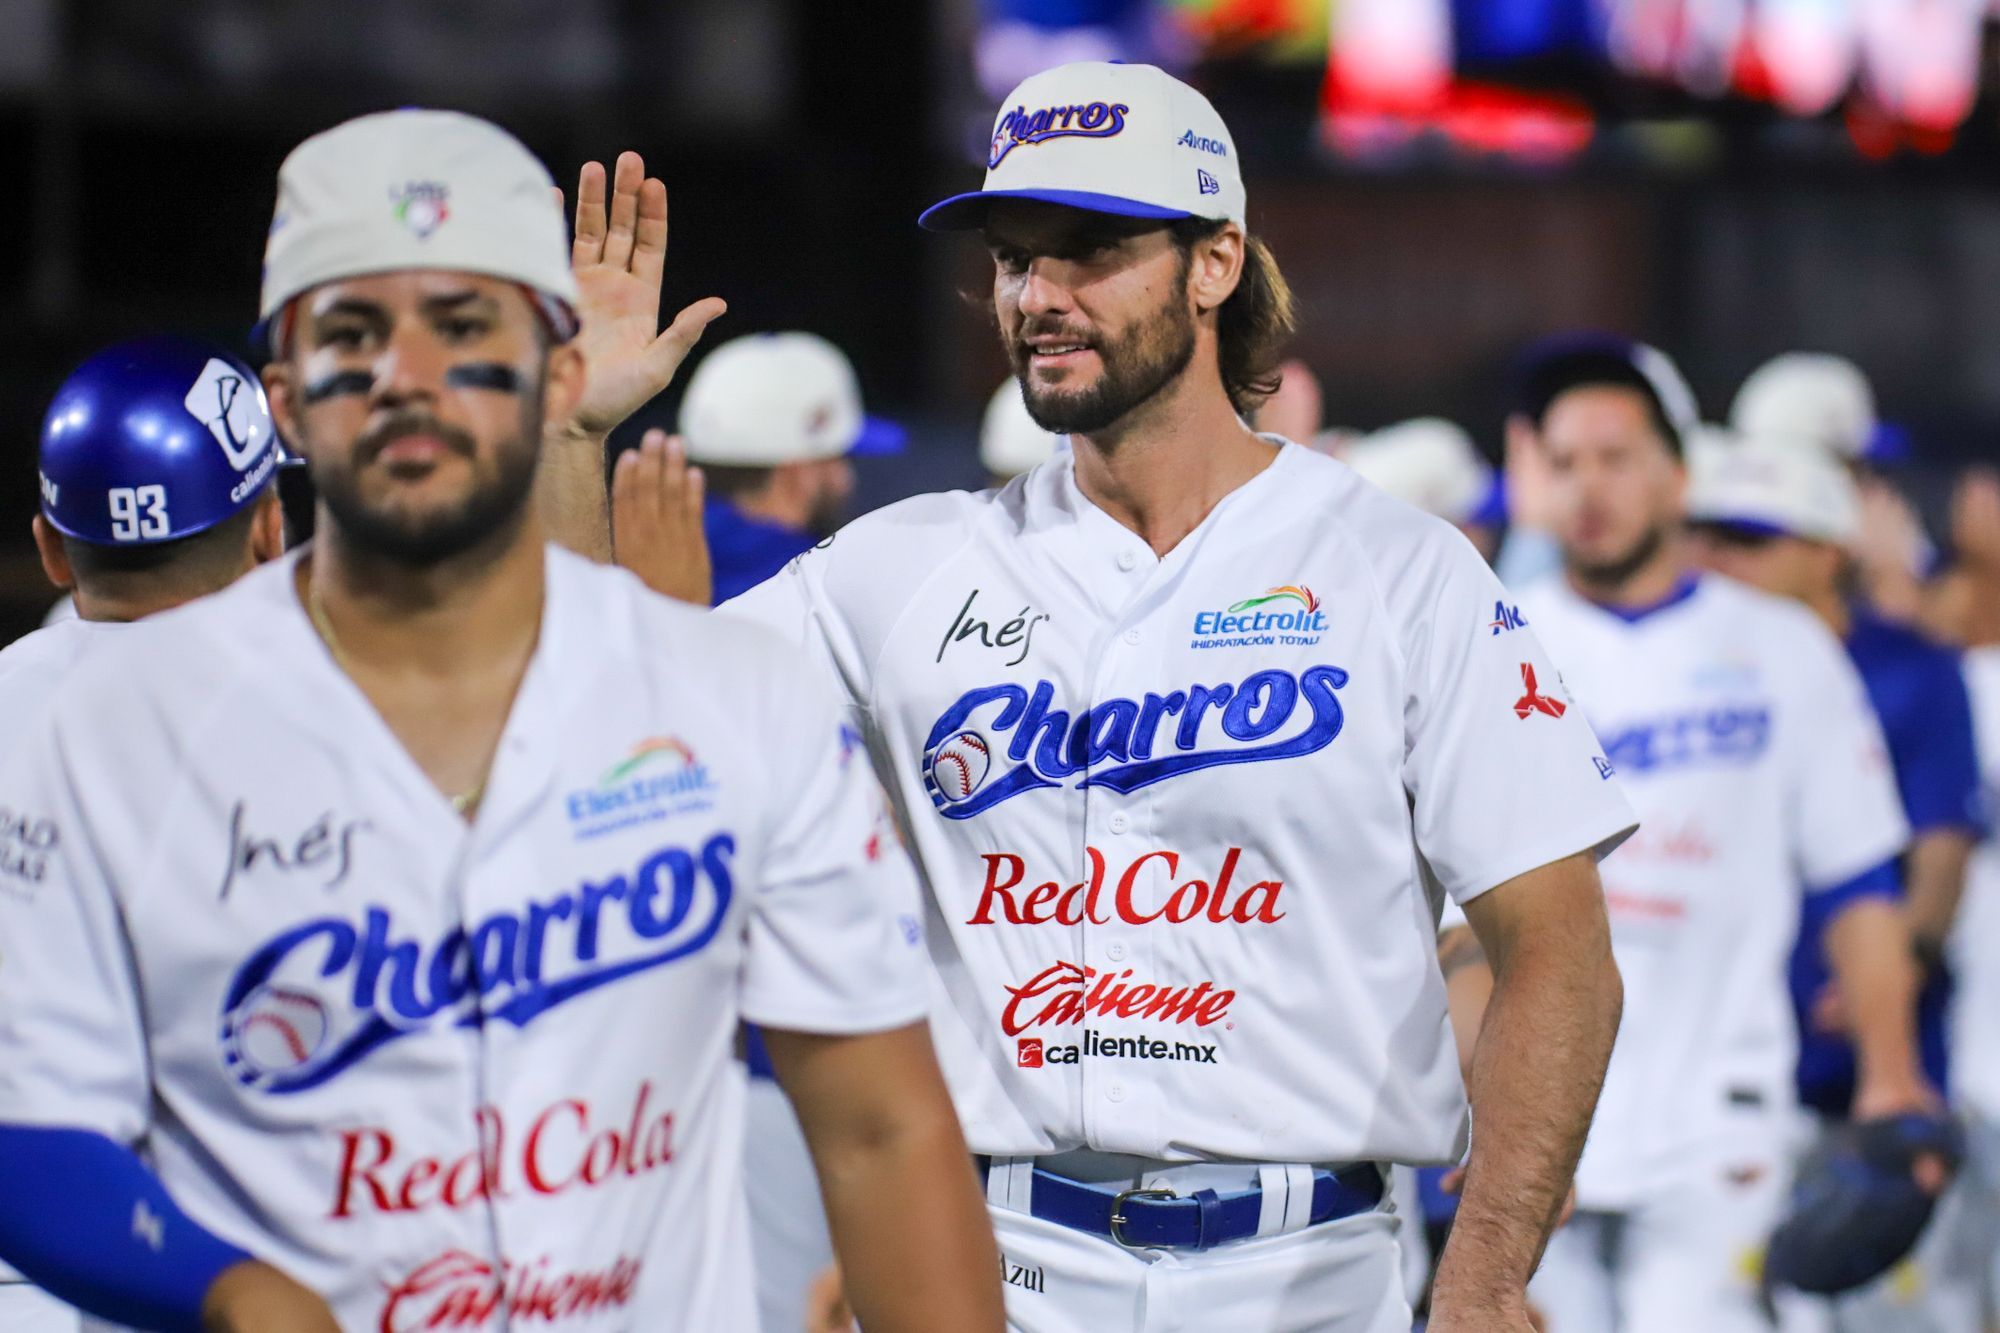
[919,189,1193,232]
[1694,516,1795,540]
[850,416,907,456]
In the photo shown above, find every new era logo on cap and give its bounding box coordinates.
[920,62,1247,231]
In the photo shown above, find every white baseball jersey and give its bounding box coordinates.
[0,620,122,1327]
[726,439,1635,1167]
[1951,645,2000,1122]
[0,546,928,1331]
[1517,573,1908,1208]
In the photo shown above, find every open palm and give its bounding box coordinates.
[559,151,726,440]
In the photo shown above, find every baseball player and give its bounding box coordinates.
[1510,341,1937,1333]
[0,108,1004,1332]
[1952,637,2000,1329]
[590,60,1640,1333]
[0,334,286,1332]
[1687,433,1984,1330]
[679,330,906,603]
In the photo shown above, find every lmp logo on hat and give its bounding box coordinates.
[679,333,906,468]
[920,62,1247,231]
[259,109,579,349]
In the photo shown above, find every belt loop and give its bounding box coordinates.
[1280,1163,1314,1233]
[1255,1165,1288,1236]
[985,1156,1035,1213]
[1254,1164,1314,1237]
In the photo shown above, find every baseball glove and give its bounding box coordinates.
[1763,1113,1965,1295]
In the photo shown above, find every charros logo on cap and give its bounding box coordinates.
[989,101,1130,170]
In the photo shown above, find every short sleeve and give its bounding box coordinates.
[722,548,871,716]
[0,712,150,1140]
[1398,538,1637,905]
[738,669,930,1036]
[1886,652,1987,836]
[1790,628,1911,891]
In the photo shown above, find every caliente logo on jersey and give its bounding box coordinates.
[219,834,736,1094]
[565,737,718,841]
[1190,585,1328,649]
[922,665,1348,819]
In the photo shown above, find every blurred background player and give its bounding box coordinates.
[680,329,905,603]
[978,376,1064,486]
[1344,416,1504,564]
[1512,338,1939,1333]
[1688,433,1985,1330]
[0,333,281,1332]
[1729,351,1936,628]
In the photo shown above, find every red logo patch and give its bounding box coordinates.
[1017,1038,1044,1069]
[1514,663,1567,720]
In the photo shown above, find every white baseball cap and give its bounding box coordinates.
[1344,418,1493,526]
[679,332,905,468]
[259,109,579,350]
[1730,353,1875,460]
[979,379,1066,478]
[920,61,1246,231]
[1687,431,1861,545]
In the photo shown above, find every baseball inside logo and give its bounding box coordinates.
[228,982,330,1079]
[930,731,991,803]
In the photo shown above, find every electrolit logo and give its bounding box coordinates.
[565,738,718,841]
[1191,586,1328,648]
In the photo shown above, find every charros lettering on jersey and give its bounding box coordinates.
[331,1080,674,1220]
[565,737,718,841]
[988,100,1130,168]
[1190,585,1327,649]
[968,846,1283,927]
[219,834,736,1094]
[1599,705,1772,775]
[922,665,1349,819]
[380,1248,640,1331]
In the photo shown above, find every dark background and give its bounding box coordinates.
[5,0,2000,636]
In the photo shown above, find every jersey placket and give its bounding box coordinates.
[1077,533,1172,1149]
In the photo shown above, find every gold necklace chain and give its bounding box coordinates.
[305,565,487,818]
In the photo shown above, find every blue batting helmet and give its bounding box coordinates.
[39,336,281,546]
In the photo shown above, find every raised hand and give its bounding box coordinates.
[557,152,727,444]
[612,430,713,606]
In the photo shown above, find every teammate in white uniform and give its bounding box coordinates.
[0,108,1004,1333]
[1952,644,2000,1328]
[0,339,286,1331]
[593,61,1639,1333]
[1511,341,1936,1333]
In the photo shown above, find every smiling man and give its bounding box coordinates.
[688,61,1637,1333]
[0,109,1000,1333]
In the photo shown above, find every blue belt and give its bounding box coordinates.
[977,1158,1384,1251]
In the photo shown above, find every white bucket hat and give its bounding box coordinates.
[258,109,579,351]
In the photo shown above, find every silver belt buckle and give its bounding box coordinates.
[1108,1186,1178,1250]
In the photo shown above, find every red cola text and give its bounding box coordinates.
[968,847,1283,927]
[331,1080,674,1219]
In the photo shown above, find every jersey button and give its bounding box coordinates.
[1122,629,1141,646]
[1107,941,1127,962]
[1116,550,1138,572]
[1108,813,1129,835]
[1107,1083,1126,1103]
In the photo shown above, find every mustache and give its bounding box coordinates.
[356,414,477,466]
